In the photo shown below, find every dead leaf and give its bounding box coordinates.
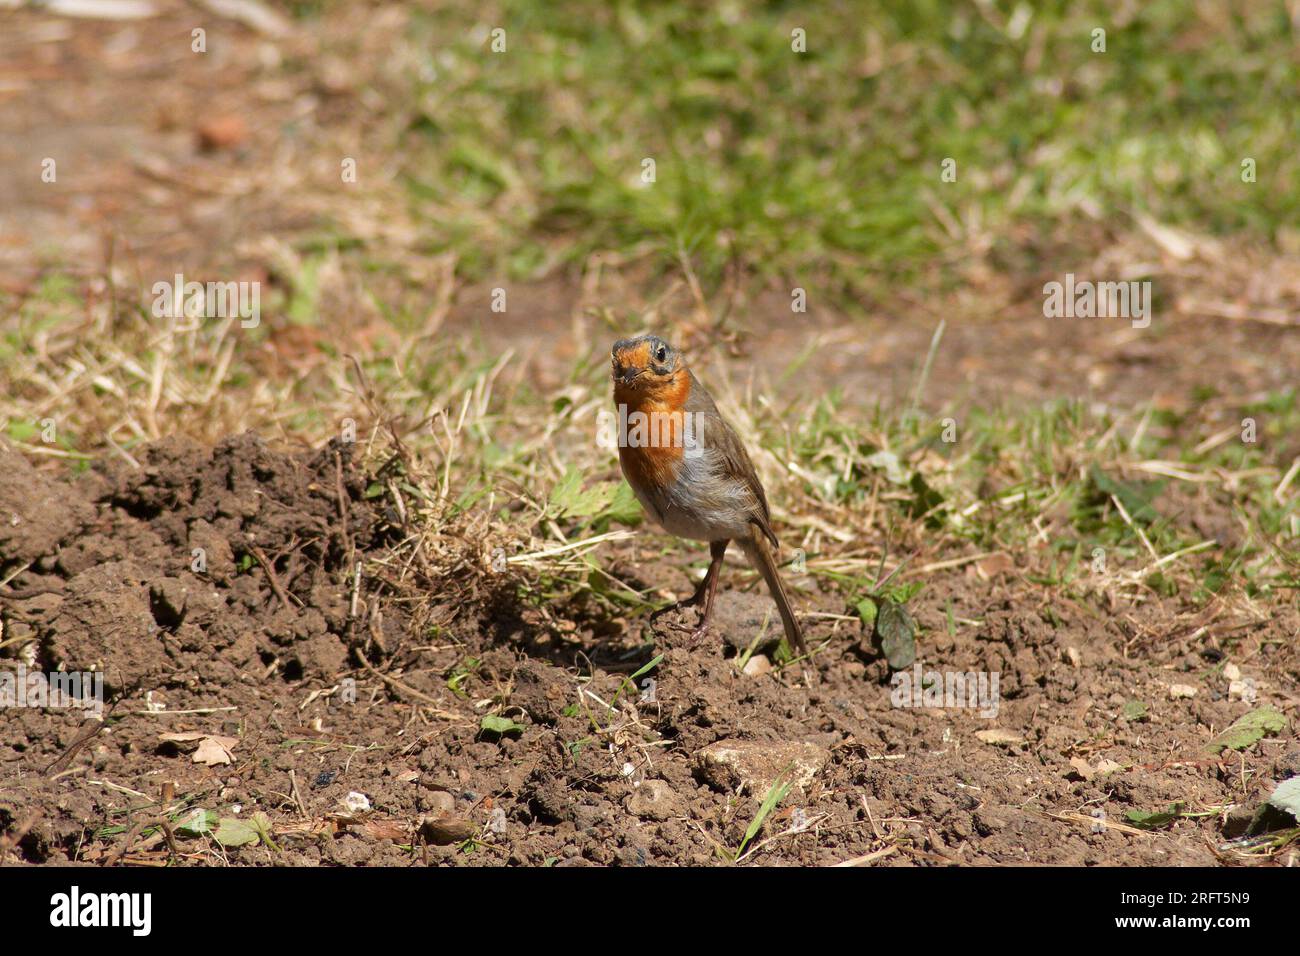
[159,732,207,744]
[193,735,238,765]
[1067,756,1123,781]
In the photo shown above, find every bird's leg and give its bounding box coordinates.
[651,540,729,635]
[649,577,707,623]
[686,540,729,645]
[651,541,718,621]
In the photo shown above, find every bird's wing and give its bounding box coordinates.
[686,372,780,548]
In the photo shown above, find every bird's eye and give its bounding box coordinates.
[655,346,668,362]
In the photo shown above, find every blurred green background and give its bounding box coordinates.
[384,0,1299,297]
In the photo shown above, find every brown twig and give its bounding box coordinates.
[250,545,298,610]
[44,718,108,776]
[334,450,353,558]
[289,769,308,818]
[105,819,148,867]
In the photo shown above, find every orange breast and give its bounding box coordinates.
[615,371,691,492]
[619,441,682,493]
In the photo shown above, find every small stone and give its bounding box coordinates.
[741,654,772,677]
[1223,662,1241,681]
[695,739,829,798]
[626,780,678,821]
[1228,679,1256,701]
[420,815,476,845]
[424,790,455,816]
[713,591,784,653]
[341,791,370,814]
[1169,683,1198,699]
[196,114,248,151]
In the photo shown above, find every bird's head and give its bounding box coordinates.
[611,334,681,397]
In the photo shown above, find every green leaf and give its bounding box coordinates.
[447,657,480,698]
[604,480,644,525]
[1121,700,1149,722]
[549,467,617,519]
[7,421,39,442]
[1125,804,1182,830]
[855,597,878,628]
[480,715,525,736]
[737,769,793,860]
[1267,776,1300,822]
[875,599,917,671]
[248,811,278,851]
[627,654,663,683]
[907,472,944,526]
[885,580,924,604]
[213,816,261,847]
[1204,706,1287,754]
[1089,465,1164,524]
[175,808,218,837]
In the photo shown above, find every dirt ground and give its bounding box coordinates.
[1,4,1298,867]
[1,430,1297,866]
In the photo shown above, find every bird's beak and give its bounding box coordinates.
[617,366,643,386]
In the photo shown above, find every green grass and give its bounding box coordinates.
[4,259,1294,616]
[389,0,1300,298]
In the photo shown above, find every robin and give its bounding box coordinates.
[610,334,806,655]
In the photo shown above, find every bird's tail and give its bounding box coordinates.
[741,534,806,655]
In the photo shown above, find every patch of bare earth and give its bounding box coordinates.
[2,434,1296,866]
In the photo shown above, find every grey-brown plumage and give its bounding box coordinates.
[610,334,806,654]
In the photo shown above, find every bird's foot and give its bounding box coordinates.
[650,609,712,650]
[686,622,711,647]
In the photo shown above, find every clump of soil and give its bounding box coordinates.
[2,433,379,695]
[1,436,1296,867]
